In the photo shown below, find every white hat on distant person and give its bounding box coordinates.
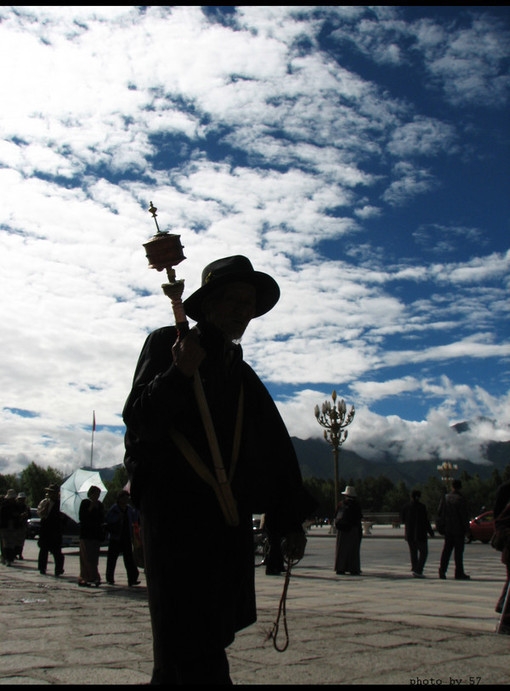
[341,486,357,498]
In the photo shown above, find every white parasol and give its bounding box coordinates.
[60,468,108,524]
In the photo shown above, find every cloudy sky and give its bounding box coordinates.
[1,6,509,479]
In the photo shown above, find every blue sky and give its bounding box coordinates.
[0,6,509,478]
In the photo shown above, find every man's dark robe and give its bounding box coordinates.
[123,322,315,682]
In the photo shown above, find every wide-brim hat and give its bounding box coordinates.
[6,489,16,499]
[183,255,280,323]
[44,483,60,493]
[341,486,357,498]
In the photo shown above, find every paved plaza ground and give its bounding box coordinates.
[0,527,508,685]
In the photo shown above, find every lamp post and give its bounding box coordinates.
[314,390,355,512]
[437,461,458,490]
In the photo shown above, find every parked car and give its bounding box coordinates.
[466,510,494,544]
[26,508,41,539]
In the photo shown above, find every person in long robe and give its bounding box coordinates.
[37,483,65,577]
[334,486,362,575]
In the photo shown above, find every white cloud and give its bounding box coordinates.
[0,6,508,478]
[415,15,510,107]
[382,162,437,206]
[387,116,457,157]
[430,250,510,285]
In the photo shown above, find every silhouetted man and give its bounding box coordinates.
[437,479,470,580]
[401,489,434,578]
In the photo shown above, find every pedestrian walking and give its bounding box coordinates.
[123,254,316,684]
[105,490,140,587]
[14,492,30,560]
[78,485,105,587]
[437,479,470,580]
[400,489,434,578]
[37,483,65,577]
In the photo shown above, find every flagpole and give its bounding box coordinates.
[90,410,95,469]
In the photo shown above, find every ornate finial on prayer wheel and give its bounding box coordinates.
[148,201,161,233]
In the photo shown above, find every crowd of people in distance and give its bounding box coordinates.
[331,479,510,635]
[0,484,143,589]
[2,478,509,631]
[330,479,487,582]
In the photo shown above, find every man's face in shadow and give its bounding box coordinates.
[204,282,257,341]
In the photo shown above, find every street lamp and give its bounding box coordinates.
[314,390,355,512]
[437,461,458,490]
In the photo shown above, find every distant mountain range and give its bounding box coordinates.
[292,436,510,486]
[95,421,510,488]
